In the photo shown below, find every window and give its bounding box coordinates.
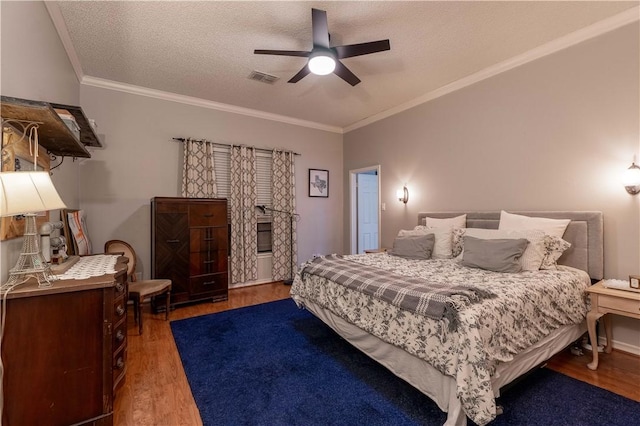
[257,222,272,253]
[213,146,272,252]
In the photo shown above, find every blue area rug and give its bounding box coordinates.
[170,298,639,426]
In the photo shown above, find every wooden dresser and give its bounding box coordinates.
[151,197,229,307]
[1,256,128,426]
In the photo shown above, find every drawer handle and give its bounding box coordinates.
[203,214,214,217]
[202,281,215,286]
[116,282,125,293]
[116,305,125,316]
[204,238,215,241]
[116,330,125,342]
[115,357,125,370]
[166,239,180,243]
[203,260,215,264]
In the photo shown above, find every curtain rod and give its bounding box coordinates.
[172,137,300,156]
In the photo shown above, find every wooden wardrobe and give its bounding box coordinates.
[151,197,229,306]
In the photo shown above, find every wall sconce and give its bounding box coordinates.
[623,162,640,195]
[397,185,409,204]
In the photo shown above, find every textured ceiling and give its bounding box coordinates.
[49,1,638,132]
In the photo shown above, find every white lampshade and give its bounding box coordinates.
[308,53,336,75]
[0,171,66,217]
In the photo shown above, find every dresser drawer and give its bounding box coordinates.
[112,319,127,352]
[189,250,228,276]
[190,273,228,296]
[190,227,228,252]
[598,294,640,314]
[114,279,126,298]
[112,349,126,388]
[189,203,226,227]
[113,300,127,321]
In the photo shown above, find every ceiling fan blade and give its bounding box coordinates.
[254,49,310,57]
[333,60,361,86]
[288,65,311,83]
[311,8,330,48]
[334,39,391,59]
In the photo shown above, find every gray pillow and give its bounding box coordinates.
[461,236,529,273]
[389,233,435,260]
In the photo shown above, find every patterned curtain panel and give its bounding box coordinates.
[181,138,218,198]
[271,150,297,281]
[229,146,258,283]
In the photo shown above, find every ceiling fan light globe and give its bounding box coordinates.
[308,55,336,75]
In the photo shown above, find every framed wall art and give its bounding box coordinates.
[309,169,329,198]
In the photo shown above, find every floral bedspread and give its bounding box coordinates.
[290,253,590,425]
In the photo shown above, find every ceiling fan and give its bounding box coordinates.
[254,8,391,86]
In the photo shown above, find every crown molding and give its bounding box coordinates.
[81,76,343,134]
[47,2,637,136]
[344,6,640,133]
[44,1,84,83]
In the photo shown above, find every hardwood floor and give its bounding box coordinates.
[114,282,640,425]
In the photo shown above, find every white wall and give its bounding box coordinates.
[77,85,343,281]
[0,1,81,282]
[343,23,640,353]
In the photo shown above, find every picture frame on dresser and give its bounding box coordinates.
[309,168,329,198]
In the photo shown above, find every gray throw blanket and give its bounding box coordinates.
[301,254,495,330]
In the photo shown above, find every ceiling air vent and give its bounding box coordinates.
[248,70,280,84]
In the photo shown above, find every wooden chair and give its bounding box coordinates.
[104,240,172,334]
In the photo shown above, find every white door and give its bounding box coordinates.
[357,173,379,253]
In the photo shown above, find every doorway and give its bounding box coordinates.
[349,165,381,254]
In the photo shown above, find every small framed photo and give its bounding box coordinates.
[309,169,329,198]
[630,275,640,289]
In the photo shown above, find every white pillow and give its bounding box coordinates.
[461,228,546,271]
[498,211,570,238]
[424,214,466,229]
[411,226,454,259]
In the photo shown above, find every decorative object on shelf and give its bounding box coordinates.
[256,205,300,285]
[39,220,64,262]
[630,275,640,290]
[397,185,409,204]
[0,171,66,288]
[309,168,329,198]
[623,161,640,195]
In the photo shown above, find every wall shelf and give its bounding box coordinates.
[1,96,101,158]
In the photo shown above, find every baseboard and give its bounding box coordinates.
[600,336,640,356]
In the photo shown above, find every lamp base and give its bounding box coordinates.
[1,214,57,290]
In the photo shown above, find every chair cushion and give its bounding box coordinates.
[129,279,172,298]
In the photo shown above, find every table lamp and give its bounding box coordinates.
[0,171,67,288]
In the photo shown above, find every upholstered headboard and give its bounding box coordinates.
[417,211,604,280]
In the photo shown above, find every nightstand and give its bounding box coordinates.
[364,248,387,254]
[585,281,640,370]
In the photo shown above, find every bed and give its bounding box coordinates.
[290,211,603,426]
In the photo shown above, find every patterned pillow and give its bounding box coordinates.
[452,227,466,258]
[539,235,572,270]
